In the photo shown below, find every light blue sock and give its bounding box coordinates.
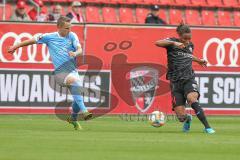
[71,101,79,121]
[69,81,88,117]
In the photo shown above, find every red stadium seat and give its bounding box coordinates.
[102,7,118,23]
[42,0,66,2]
[125,0,145,4]
[169,9,183,25]
[201,10,217,26]
[191,0,207,6]
[102,0,117,4]
[136,7,149,23]
[82,0,105,4]
[143,0,160,4]
[218,10,232,26]
[175,0,191,6]
[233,11,240,26]
[207,0,223,7]
[41,0,62,1]
[0,4,12,20]
[158,9,168,23]
[85,6,102,23]
[159,0,175,5]
[185,9,201,25]
[0,7,3,20]
[83,0,107,3]
[108,0,116,3]
[119,7,135,23]
[109,0,124,4]
[222,0,239,7]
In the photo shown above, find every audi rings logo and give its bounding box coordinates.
[203,38,240,67]
[0,32,51,63]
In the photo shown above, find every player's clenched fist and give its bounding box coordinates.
[68,51,76,57]
[8,46,16,54]
[198,59,208,67]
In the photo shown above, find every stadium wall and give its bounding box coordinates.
[0,22,240,115]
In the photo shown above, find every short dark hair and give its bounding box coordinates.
[57,16,71,27]
[176,22,191,35]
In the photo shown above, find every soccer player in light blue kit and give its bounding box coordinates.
[8,16,92,130]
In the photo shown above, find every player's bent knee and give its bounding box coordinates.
[187,92,199,105]
[187,98,198,105]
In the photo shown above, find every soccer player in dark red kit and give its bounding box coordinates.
[155,23,215,134]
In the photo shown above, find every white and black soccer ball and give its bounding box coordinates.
[149,111,165,127]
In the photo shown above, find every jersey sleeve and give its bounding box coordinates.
[164,37,176,42]
[71,32,81,51]
[164,37,176,50]
[34,33,50,44]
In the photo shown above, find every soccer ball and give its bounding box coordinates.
[149,111,165,127]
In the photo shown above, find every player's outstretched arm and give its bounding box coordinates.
[8,38,37,54]
[192,55,208,67]
[155,40,185,48]
[155,39,174,48]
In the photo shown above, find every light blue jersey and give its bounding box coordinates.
[35,31,81,73]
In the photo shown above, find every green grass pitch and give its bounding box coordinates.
[0,115,239,160]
